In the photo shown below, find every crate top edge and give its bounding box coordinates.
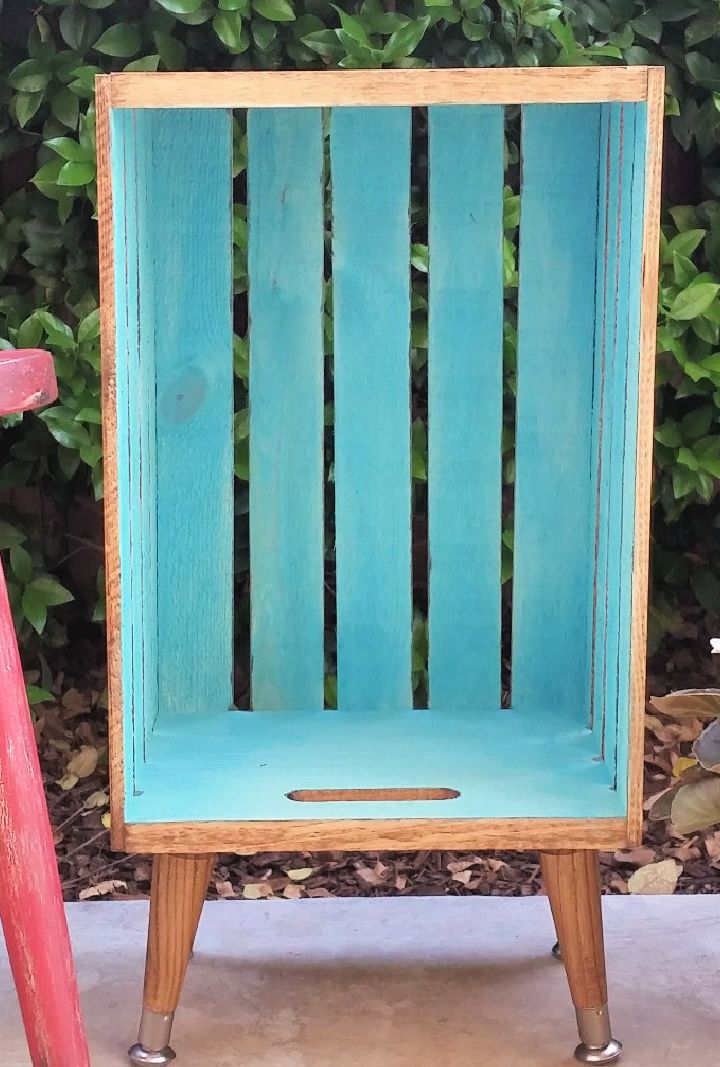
[96,66,661,111]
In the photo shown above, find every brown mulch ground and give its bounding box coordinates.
[37,605,720,901]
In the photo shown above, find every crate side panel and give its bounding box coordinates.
[111,109,159,795]
[613,102,648,803]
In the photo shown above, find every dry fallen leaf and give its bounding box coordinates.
[83,789,109,809]
[672,756,698,778]
[61,687,90,718]
[67,745,98,779]
[286,867,315,882]
[613,847,657,867]
[79,879,126,901]
[242,883,270,900]
[627,859,681,895]
[56,772,79,791]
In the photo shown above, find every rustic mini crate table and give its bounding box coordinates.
[97,67,663,1065]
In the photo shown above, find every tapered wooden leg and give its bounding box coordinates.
[540,850,622,1064]
[128,853,214,1066]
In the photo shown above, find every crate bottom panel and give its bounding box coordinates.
[124,707,627,824]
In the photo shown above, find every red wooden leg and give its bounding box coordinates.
[0,560,90,1067]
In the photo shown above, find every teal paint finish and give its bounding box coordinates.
[248,109,325,711]
[512,104,602,719]
[594,105,626,768]
[614,103,647,801]
[427,105,504,710]
[331,107,413,711]
[589,104,647,799]
[149,110,234,717]
[129,707,625,823]
[112,108,234,734]
[111,109,158,795]
[109,97,650,826]
[588,103,619,749]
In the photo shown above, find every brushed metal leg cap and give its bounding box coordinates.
[128,1044,176,1066]
[574,1038,622,1063]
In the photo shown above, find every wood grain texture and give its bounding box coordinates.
[608,103,648,806]
[96,76,125,850]
[627,67,664,843]
[331,107,412,711]
[590,103,643,781]
[144,853,215,1015]
[148,110,234,718]
[124,817,630,854]
[101,68,650,110]
[513,104,601,718]
[287,787,460,802]
[0,563,90,1064]
[248,108,325,710]
[109,109,158,812]
[540,850,607,1008]
[428,105,503,710]
[98,69,664,850]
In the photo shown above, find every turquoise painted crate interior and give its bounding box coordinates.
[109,100,647,824]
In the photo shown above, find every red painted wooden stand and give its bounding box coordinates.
[0,348,90,1066]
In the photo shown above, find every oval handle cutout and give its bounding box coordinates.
[286,787,460,803]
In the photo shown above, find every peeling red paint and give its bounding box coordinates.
[0,349,90,1066]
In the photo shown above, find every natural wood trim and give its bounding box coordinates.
[96,77,126,851]
[627,66,664,844]
[287,787,460,803]
[124,817,630,854]
[541,850,607,1008]
[144,854,215,1015]
[100,68,651,111]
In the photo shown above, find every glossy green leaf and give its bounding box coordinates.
[383,16,430,60]
[252,0,295,21]
[93,24,142,57]
[154,0,204,12]
[671,282,720,320]
[28,575,75,606]
[9,59,52,93]
[213,10,248,50]
[15,92,44,129]
[57,160,96,186]
[45,136,93,162]
[22,588,47,634]
[0,522,27,550]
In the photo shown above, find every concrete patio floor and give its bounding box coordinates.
[0,895,716,1066]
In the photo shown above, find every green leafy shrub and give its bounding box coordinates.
[2,0,720,663]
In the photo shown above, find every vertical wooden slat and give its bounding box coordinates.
[248,108,325,710]
[615,101,649,813]
[589,104,617,747]
[98,78,127,846]
[148,109,234,716]
[111,109,151,792]
[512,104,602,717]
[626,70,663,843]
[600,104,635,781]
[427,105,504,710]
[331,107,413,711]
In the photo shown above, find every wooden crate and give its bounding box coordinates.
[97,67,663,857]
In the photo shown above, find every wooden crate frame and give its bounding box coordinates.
[97,67,663,855]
